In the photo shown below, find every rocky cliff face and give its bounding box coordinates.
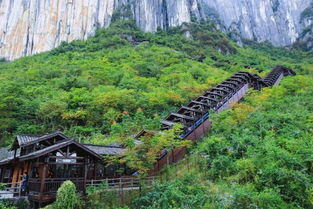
[294,2,313,51]
[0,0,312,60]
[203,0,312,46]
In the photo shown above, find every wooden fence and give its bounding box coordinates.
[87,176,157,190]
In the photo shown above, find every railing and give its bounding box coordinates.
[87,176,157,190]
[28,178,41,195]
[27,176,157,196]
[180,112,209,138]
[29,178,85,196]
[0,182,22,198]
[274,73,284,85]
[216,83,249,113]
[180,83,248,139]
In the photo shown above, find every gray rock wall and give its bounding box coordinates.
[0,0,312,60]
[203,0,312,46]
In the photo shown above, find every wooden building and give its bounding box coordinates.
[0,131,127,204]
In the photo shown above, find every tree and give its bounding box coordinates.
[111,124,191,177]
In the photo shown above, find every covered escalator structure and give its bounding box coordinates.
[135,66,296,173]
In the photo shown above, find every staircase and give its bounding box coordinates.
[135,66,296,173]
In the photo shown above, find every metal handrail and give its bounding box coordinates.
[181,83,248,138]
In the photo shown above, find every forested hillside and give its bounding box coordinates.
[0,18,310,146]
[0,17,312,208]
[133,75,313,208]
[0,19,234,146]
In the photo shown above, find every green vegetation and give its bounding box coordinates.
[135,75,313,208]
[0,201,17,209]
[85,181,132,209]
[0,183,6,190]
[0,18,311,147]
[112,123,191,177]
[0,17,312,208]
[43,181,81,209]
[133,173,209,209]
[0,19,239,146]
[0,198,30,209]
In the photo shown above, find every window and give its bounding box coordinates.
[4,169,10,179]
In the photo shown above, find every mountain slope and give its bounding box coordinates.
[0,20,237,146]
[131,74,313,208]
[0,19,312,209]
[0,20,311,147]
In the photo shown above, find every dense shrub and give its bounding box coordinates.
[133,174,208,209]
[43,181,81,209]
[195,76,313,208]
[0,200,16,209]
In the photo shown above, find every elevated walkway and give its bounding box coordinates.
[135,66,296,173]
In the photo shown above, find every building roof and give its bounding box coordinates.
[14,131,68,148]
[133,130,158,139]
[0,148,10,161]
[108,142,123,147]
[83,144,124,156]
[16,135,40,146]
[2,131,127,165]
[0,148,20,165]
[19,139,102,161]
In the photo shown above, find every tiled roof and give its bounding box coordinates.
[19,140,73,161]
[108,142,123,147]
[134,129,158,139]
[16,131,68,147]
[0,148,9,160]
[0,148,20,165]
[19,139,102,161]
[16,135,39,146]
[83,144,124,156]
[0,148,11,161]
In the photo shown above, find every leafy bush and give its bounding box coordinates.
[44,181,81,209]
[85,182,120,209]
[13,198,31,209]
[0,201,16,209]
[195,76,313,208]
[133,174,208,209]
[0,183,6,190]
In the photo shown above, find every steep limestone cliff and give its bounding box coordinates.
[0,0,312,60]
[203,0,312,46]
[0,0,117,60]
[294,2,313,51]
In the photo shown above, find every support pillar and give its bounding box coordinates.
[40,160,47,196]
[83,159,88,192]
[93,161,97,180]
[15,163,21,184]
[0,167,3,182]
